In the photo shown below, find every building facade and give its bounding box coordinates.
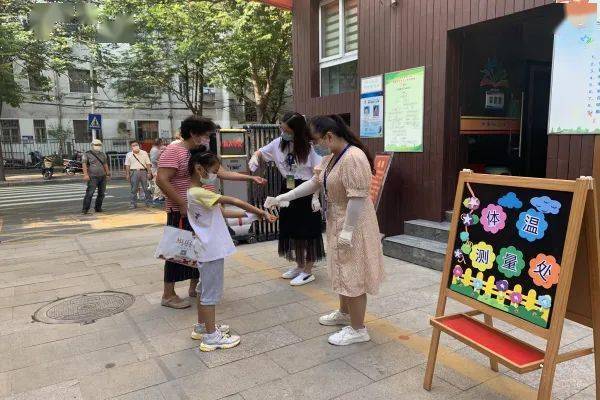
[1,50,245,162]
[288,0,600,235]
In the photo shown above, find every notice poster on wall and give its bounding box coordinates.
[384,67,425,152]
[548,1,600,134]
[360,75,384,138]
[447,182,574,328]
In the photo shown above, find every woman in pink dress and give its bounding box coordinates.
[268,115,385,346]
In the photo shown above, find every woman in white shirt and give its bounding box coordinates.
[249,112,325,286]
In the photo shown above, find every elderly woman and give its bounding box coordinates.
[268,115,385,346]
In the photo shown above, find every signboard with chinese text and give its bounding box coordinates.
[384,66,425,152]
[447,182,574,328]
[360,75,384,138]
[548,1,600,134]
[369,153,392,211]
[459,116,520,135]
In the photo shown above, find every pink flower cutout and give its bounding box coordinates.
[481,204,507,234]
[509,292,522,305]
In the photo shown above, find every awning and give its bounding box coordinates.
[254,0,292,11]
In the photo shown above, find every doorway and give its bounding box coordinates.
[454,5,563,178]
[518,63,551,178]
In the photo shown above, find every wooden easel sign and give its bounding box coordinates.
[423,171,600,400]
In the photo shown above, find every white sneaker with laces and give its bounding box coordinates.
[328,326,370,346]
[282,267,303,279]
[200,330,241,352]
[319,310,351,326]
[190,323,230,340]
[290,272,315,286]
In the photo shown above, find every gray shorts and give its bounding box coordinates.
[196,259,224,306]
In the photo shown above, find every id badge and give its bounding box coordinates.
[286,175,296,190]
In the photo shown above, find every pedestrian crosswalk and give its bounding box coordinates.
[0,183,115,209]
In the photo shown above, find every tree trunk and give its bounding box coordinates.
[0,101,5,181]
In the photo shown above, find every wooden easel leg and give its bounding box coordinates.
[423,327,442,390]
[483,314,499,372]
[537,359,557,400]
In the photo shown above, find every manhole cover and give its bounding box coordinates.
[33,291,135,324]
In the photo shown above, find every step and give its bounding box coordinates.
[404,219,450,242]
[382,235,447,271]
[445,210,453,222]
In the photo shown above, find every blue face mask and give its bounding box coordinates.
[314,144,331,156]
[281,131,293,142]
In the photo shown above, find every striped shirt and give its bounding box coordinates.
[158,143,191,212]
[158,143,218,212]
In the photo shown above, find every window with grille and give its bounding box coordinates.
[28,71,45,92]
[73,120,91,143]
[69,69,97,93]
[0,120,21,144]
[135,120,159,141]
[319,0,358,96]
[34,120,47,142]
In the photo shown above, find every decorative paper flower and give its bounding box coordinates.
[463,197,480,211]
[509,292,523,305]
[528,254,561,289]
[481,204,507,234]
[516,209,548,242]
[472,214,480,225]
[459,231,470,242]
[452,265,463,277]
[530,196,561,215]
[461,243,472,255]
[498,192,523,209]
[538,295,552,309]
[461,213,474,226]
[496,246,526,278]
[496,280,509,292]
[469,241,496,272]
[454,249,463,259]
[473,278,484,291]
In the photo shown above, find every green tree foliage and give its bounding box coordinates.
[0,0,73,180]
[103,0,292,122]
[216,1,292,123]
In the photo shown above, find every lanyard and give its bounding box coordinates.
[286,153,295,172]
[324,144,350,196]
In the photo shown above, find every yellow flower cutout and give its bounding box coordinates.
[469,241,496,272]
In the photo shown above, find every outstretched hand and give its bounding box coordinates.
[251,176,267,186]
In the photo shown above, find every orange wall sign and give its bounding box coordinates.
[460,116,520,135]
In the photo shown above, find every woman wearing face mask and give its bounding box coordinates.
[249,112,325,286]
[266,115,385,346]
[157,116,267,309]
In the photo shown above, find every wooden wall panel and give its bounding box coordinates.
[292,0,592,235]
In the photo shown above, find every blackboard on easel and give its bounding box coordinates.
[423,171,600,400]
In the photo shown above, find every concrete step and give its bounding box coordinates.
[382,234,447,271]
[445,210,453,222]
[404,219,450,242]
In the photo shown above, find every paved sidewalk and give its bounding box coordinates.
[1,171,126,187]
[0,228,596,399]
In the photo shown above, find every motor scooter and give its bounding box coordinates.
[42,157,54,180]
[63,152,84,175]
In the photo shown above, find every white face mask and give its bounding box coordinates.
[92,145,102,151]
[200,173,218,184]
[132,145,140,152]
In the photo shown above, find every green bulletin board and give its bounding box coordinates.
[383,66,425,152]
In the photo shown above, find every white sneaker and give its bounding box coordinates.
[200,330,241,352]
[290,272,315,286]
[190,323,230,340]
[282,267,302,279]
[319,310,351,326]
[328,326,371,346]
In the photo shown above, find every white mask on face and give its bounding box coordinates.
[132,145,140,152]
[200,173,218,185]
[92,145,102,151]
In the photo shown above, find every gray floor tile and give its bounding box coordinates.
[159,348,208,379]
[224,302,314,334]
[241,359,372,400]
[267,333,375,373]
[343,340,426,381]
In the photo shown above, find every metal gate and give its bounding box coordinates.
[244,124,284,242]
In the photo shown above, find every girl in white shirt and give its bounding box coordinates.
[249,112,326,286]
[187,148,277,351]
